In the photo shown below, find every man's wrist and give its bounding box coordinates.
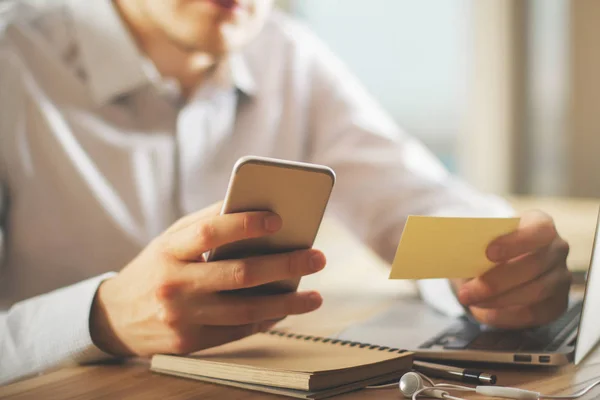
[89,277,132,357]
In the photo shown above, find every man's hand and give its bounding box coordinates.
[90,202,326,357]
[454,210,571,329]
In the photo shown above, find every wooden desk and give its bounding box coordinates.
[2,292,600,400]
[2,197,600,399]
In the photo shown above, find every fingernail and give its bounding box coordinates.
[307,292,323,308]
[263,215,282,232]
[310,252,325,272]
[487,244,504,261]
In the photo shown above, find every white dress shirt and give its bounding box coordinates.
[0,1,512,384]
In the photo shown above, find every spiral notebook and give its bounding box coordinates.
[151,330,413,399]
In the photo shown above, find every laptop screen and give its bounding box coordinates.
[574,208,600,365]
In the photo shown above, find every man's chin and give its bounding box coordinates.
[169,30,244,56]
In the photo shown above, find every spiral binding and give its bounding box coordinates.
[267,330,408,354]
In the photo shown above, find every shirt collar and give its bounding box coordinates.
[228,54,257,97]
[66,0,256,106]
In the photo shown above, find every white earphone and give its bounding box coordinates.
[398,372,543,400]
[369,371,600,400]
[399,372,462,400]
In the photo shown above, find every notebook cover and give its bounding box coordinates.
[151,330,412,392]
[151,369,405,399]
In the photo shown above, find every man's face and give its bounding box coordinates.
[144,0,274,55]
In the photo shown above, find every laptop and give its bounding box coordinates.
[336,209,600,366]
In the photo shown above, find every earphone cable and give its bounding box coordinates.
[409,373,474,400]
[416,371,437,387]
[539,378,600,399]
[442,394,468,400]
[364,382,399,389]
[367,370,600,399]
[412,387,468,400]
[412,386,425,400]
[435,383,476,392]
[412,387,440,400]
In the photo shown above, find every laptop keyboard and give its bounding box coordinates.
[420,300,583,352]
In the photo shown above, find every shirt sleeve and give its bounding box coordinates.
[0,269,117,385]
[0,183,116,385]
[0,17,118,384]
[303,31,514,315]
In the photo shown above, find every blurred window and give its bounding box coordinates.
[291,0,469,171]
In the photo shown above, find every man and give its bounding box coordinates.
[0,0,571,384]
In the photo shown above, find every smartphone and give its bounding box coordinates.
[206,156,336,294]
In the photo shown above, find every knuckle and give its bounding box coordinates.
[231,261,252,287]
[155,280,181,303]
[196,222,216,247]
[159,307,183,328]
[242,213,265,236]
[241,214,253,235]
[168,334,193,355]
[285,252,302,277]
[286,253,296,276]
